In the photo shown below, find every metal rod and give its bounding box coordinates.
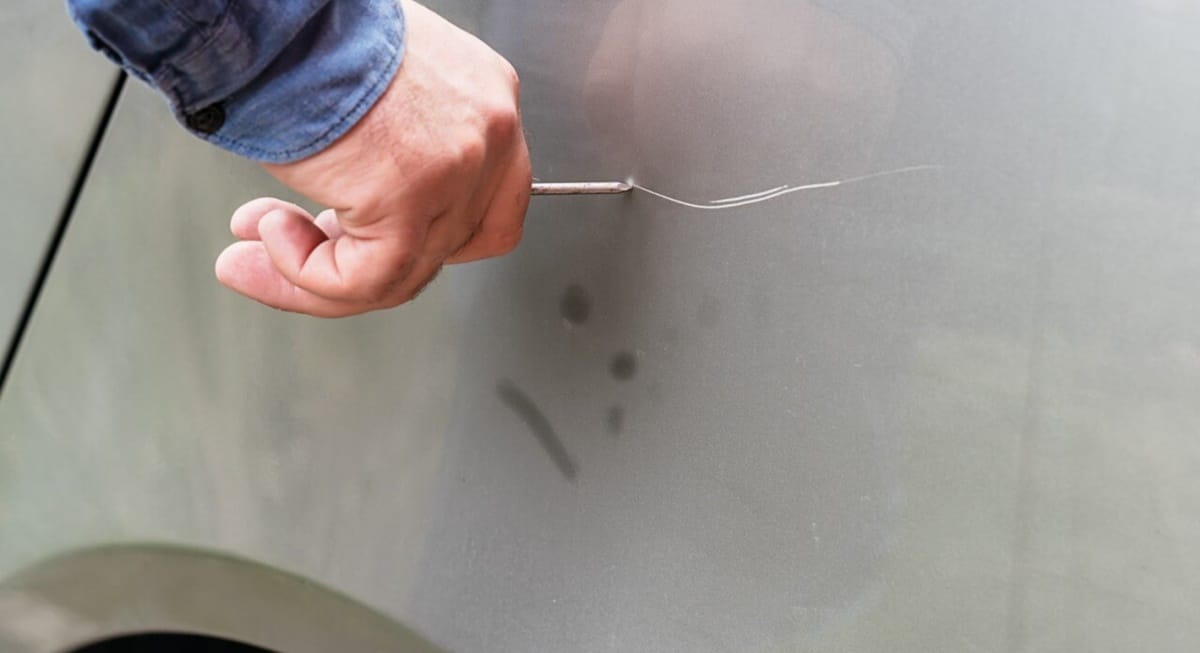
[531,181,632,196]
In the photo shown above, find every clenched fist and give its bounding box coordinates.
[217,0,531,317]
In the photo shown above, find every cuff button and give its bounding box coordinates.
[185,104,226,135]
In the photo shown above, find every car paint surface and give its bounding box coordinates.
[5,1,1200,651]
[0,4,116,349]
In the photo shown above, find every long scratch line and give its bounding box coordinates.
[632,164,941,211]
[710,185,790,205]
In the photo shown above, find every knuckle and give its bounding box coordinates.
[483,101,521,146]
[501,60,520,93]
[426,138,485,182]
[422,154,459,186]
[455,135,488,172]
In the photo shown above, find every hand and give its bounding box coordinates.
[216,0,531,317]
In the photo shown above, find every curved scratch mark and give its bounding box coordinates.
[710,185,791,205]
[496,380,578,482]
[632,164,942,211]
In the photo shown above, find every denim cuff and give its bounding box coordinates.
[69,0,406,163]
[187,0,406,163]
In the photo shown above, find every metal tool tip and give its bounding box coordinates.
[531,181,634,196]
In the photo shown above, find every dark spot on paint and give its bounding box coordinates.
[560,284,591,325]
[606,405,625,436]
[496,380,578,481]
[610,351,637,381]
[697,295,722,328]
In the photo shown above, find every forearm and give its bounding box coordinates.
[66,0,406,163]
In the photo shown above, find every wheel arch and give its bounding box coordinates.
[0,544,443,653]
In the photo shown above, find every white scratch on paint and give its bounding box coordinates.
[631,164,942,211]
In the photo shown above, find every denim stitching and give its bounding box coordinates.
[160,0,229,27]
[172,0,238,69]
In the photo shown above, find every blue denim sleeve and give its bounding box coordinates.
[65,0,406,163]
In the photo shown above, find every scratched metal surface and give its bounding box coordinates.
[0,4,116,353]
[4,1,1200,651]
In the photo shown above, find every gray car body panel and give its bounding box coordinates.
[4,1,1200,651]
[0,4,117,348]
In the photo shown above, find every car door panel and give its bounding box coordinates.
[0,3,117,352]
[3,2,1200,652]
